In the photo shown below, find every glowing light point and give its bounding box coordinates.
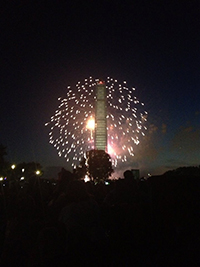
[86,117,95,130]
[11,164,16,170]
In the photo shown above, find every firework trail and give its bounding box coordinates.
[45,77,148,167]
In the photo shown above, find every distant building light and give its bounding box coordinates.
[36,170,41,175]
[11,164,16,169]
[0,177,3,181]
[22,168,25,172]
[20,177,25,181]
[84,175,90,182]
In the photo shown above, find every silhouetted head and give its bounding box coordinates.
[66,180,89,202]
[123,170,134,180]
[58,168,73,182]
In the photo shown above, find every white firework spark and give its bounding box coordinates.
[45,77,148,167]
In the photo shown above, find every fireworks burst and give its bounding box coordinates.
[45,77,148,167]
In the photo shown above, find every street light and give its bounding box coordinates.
[35,170,41,175]
[11,164,16,170]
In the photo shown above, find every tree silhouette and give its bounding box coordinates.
[73,157,87,179]
[87,149,113,183]
[164,166,200,176]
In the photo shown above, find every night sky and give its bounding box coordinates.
[1,1,199,176]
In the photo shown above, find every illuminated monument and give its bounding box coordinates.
[95,81,107,151]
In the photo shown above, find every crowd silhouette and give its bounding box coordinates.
[0,167,199,266]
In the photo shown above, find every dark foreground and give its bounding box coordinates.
[0,172,199,266]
